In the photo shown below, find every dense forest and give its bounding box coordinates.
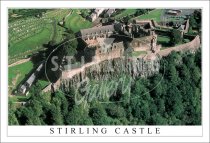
[9,49,201,125]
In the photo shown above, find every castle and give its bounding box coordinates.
[19,18,201,95]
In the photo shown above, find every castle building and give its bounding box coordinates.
[79,24,116,43]
[79,21,159,63]
[89,8,105,22]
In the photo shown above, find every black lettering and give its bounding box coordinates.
[71,128,76,134]
[132,128,136,134]
[124,128,129,134]
[156,128,160,134]
[139,128,144,134]
[148,128,152,134]
[115,128,120,134]
[57,127,62,134]
[50,128,54,134]
[101,128,107,134]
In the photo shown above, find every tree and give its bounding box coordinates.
[53,91,69,123]
[89,103,109,125]
[156,99,165,115]
[189,15,197,28]
[134,9,149,17]
[149,74,165,98]
[170,29,182,46]
[150,113,167,125]
[64,29,78,57]
[191,66,201,85]
[8,101,19,125]
[66,104,93,125]
[50,104,64,125]
[194,49,201,68]
[106,104,126,118]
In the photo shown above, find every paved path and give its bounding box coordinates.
[8,58,31,67]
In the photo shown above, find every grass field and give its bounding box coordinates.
[9,27,52,59]
[136,9,163,22]
[37,79,49,89]
[114,9,137,20]
[9,95,30,103]
[132,51,147,57]
[8,9,70,60]
[157,36,171,48]
[65,10,92,33]
[8,61,34,93]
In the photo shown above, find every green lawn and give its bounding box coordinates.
[166,17,185,23]
[9,95,30,103]
[132,51,147,57]
[136,9,163,22]
[158,36,188,49]
[37,79,49,89]
[65,10,92,33]
[8,61,34,93]
[115,9,137,20]
[9,27,53,59]
[183,38,191,43]
[157,36,170,42]
[157,36,171,48]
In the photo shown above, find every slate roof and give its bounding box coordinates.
[80,25,115,38]
[26,73,36,86]
[36,63,43,72]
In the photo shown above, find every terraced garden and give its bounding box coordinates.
[43,9,70,21]
[8,9,73,64]
[9,28,52,60]
[9,18,53,63]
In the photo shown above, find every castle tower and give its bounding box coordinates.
[151,35,157,53]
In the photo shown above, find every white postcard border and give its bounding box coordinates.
[1,1,209,142]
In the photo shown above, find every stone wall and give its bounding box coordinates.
[60,57,160,91]
[158,35,200,57]
[183,19,190,33]
[94,42,124,62]
[134,19,155,29]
